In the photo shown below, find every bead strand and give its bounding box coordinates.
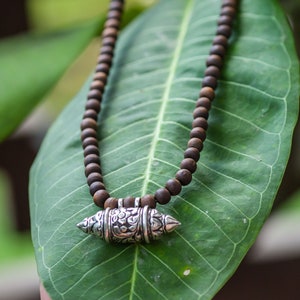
[81,0,238,210]
[154,0,238,205]
[81,0,124,208]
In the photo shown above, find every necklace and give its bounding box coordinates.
[77,0,238,243]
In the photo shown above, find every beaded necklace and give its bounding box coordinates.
[77,0,238,243]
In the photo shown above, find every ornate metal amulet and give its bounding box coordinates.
[77,205,180,243]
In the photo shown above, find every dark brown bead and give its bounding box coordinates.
[90,80,105,92]
[87,173,103,185]
[188,138,203,151]
[154,188,171,205]
[192,116,208,129]
[184,147,200,162]
[100,45,114,55]
[206,54,223,69]
[97,53,112,65]
[88,89,102,100]
[93,71,107,82]
[217,24,232,38]
[180,158,197,173]
[193,107,209,119]
[200,87,215,100]
[96,63,110,73]
[221,6,236,17]
[81,118,97,131]
[222,0,237,7]
[81,128,97,141]
[196,97,211,110]
[165,178,182,196]
[84,154,100,166]
[85,99,100,113]
[213,35,228,48]
[93,190,110,207]
[103,27,118,38]
[107,10,121,20]
[105,18,120,29]
[110,1,124,11]
[123,196,135,208]
[102,36,116,47]
[210,44,226,57]
[89,181,105,196]
[176,169,192,186]
[190,127,206,141]
[104,197,118,209]
[204,65,221,78]
[85,163,101,176]
[84,145,99,156]
[83,109,98,121]
[202,76,217,89]
[82,137,98,149]
[218,15,233,26]
[141,194,156,208]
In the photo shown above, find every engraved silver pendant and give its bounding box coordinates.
[77,204,180,244]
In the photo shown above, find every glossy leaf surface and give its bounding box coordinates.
[30,0,299,299]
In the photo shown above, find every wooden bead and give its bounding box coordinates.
[82,137,98,148]
[93,71,107,82]
[154,188,171,204]
[107,10,121,20]
[87,172,103,185]
[81,118,97,131]
[85,99,100,113]
[192,117,208,129]
[193,107,209,119]
[96,63,110,73]
[176,169,192,186]
[180,158,197,173]
[221,6,236,17]
[188,138,203,151]
[84,154,100,166]
[217,25,232,38]
[213,35,228,48]
[104,197,118,209]
[206,54,223,69]
[103,27,118,38]
[165,178,182,196]
[204,65,221,78]
[218,15,233,26]
[141,194,156,208]
[123,196,135,208]
[105,19,120,29]
[210,44,226,57]
[81,128,97,141]
[89,181,105,196]
[85,163,101,176]
[102,36,116,47]
[88,89,102,100]
[97,53,112,65]
[222,0,237,7]
[190,127,206,141]
[200,87,215,100]
[83,109,98,121]
[110,1,124,11]
[100,45,113,55]
[196,97,211,110]
[184,147,200,162]
[93,190,110,207]
[202,76,217,89]
[84,145,99,156]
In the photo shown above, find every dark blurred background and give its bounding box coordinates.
[0,0,299,299]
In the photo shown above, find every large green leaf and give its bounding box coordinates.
[0,19,100,141]
[30,0,299,299]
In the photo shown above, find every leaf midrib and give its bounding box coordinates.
[140,0,195,196]
[129,1,194,299]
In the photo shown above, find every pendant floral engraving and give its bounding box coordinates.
[77,206,180,243]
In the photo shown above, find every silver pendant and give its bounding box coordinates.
[77,203,180,244]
